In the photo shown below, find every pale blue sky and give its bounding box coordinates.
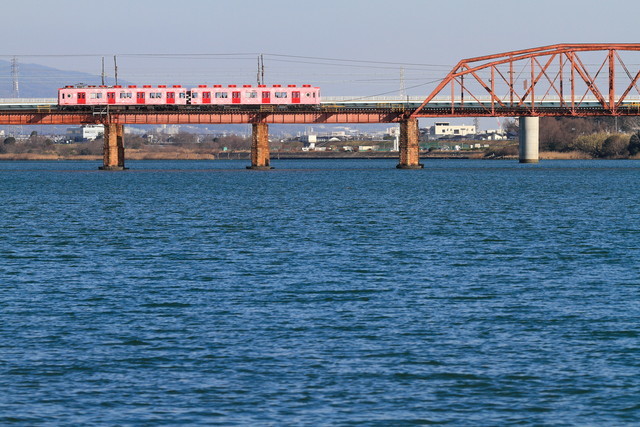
[3,0,639,97]
[6,0,637,59]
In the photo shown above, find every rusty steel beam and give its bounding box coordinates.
[106,110,408,125]
[0,110,408,125]
[0,112,98,125]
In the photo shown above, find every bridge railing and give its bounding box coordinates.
[0,98,57,104]
[322,95,640,105]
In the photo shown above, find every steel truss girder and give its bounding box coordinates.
[412,43,640,118]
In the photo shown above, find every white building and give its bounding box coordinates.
[66,125,104,142]
[300,134,317,144]
[429,122,476,138]
[477,129,508,141]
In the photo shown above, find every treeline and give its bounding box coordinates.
[540,117,640,158]
[0,133,254,156]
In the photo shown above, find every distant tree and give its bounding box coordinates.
[29,131,38,139]
[600,134,630,158]
[3,137,16,145]
[168,132,198,145]
[540,117,572,151]
[502,118,518,136]
[628,133,640,156]
[125,135,146,149]
[568,133,608,157]
[216,135,251,150]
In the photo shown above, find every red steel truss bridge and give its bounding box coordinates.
[0,44,639,169]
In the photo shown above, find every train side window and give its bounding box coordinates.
[215,92,228,98]
[262,91,270,99]
[203,92,211,99]
[246,91,257,98]
[192,92,198,98]
[275,92,287,98]
[179,93,186,99]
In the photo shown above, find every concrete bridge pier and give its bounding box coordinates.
[99,123,126,170]
[247,122,273,170]
[396,117,424,169]
[519,116,539,163]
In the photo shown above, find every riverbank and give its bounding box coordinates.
[0,147,612,161]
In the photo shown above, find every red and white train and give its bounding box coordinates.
[58,84,321,108]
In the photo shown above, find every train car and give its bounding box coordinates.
[59,85,189,107]
[58,84,320,107]
[189,84,320,106]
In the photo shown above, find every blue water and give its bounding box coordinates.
[1,159,639,425]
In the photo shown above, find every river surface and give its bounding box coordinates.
[1,159,639,425]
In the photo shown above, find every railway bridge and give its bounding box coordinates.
[1,44,639,169]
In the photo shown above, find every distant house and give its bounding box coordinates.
[429,122,476,138]
[66,124,104,142]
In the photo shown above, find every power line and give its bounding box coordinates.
[263,53,450,68]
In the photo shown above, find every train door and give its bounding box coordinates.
[77,92,86,105]
[203,91,211,104]
[292,91,301,104]
[262,91,271,104]
[136,92,145,104]
[167,92,175,104]
[232,91,241,104]
[107,92,116,104]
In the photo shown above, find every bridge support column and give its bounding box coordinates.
[247,122,273,170]
[396,118,424,169]
[519,116,539,164]
[99,123,126,170]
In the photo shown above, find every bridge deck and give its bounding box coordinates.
[0,96,639,124]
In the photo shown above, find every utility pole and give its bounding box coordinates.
[257,55,261,85]
[11,56,19,97]
[399,66,406,99]
[101,57,106,85]
[114,55,119,86]
[257,54,264,85]
[11,56,22,137]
